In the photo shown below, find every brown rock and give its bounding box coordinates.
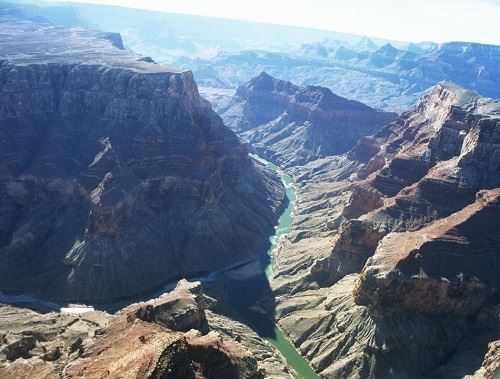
[221,72,397,167]
[0,18,285,303]
[0,281,263,379]
[354,189,500,315]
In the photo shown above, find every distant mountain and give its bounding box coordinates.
[9,1,498,113]
[2,0,398,60]
[183,40,500,112]
[355,36,379,51]
[220,72,397,167]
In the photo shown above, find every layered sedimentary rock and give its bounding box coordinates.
[354,189,500,316]
[309,82,500,288]
[0,18,284,303]
[0,281,265,379]
[220,72,397,167]
[269,83,500,377]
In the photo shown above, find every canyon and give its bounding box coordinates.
[0,280,289,378]
[220,72,397,167]
[0,17,284,303]
[268,82,500,378]
[0,3,500,379]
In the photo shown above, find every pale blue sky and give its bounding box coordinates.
[51,0,500,44]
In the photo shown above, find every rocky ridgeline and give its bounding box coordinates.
[270,82,500,377]
[0,280,270,378]
[220,72,397,167]
[188,39,500,113]
[0,18,285,303]
[311,82,500,289]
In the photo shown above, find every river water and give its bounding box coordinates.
[0,155,319,379]
[227,154,320,379]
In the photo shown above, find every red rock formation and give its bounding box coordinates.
[221,72,397,167]
[354,189,500,315]
[0,281,263,379]
[271,82,500,378]
[311,82,500,287]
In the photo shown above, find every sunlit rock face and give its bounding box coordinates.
[311,82,500,288]
[220,72,397,167]
[0,18,285,303]
[270,83,500,378]
[0,281,265,379]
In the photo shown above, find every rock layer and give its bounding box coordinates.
[310,82,500,289]
[354,189,500,316]
[0,18,284,303]
[221,72,397,167]
[269,83,500,377]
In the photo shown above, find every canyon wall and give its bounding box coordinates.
[221,72,397,167]
[270,82,500,377]
[0,18,284,303]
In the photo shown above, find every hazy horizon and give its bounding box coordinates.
[45,0,500,45]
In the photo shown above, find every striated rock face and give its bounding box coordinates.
[354,189,500,315]
[0,280,264,379]
[310,82,500,288]
[269,82,500,377]
[220,72,397,167]
[275,273,499,379]
[0,18,284,303]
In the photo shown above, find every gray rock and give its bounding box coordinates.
[221,72,396,167]
[0,17,285,303]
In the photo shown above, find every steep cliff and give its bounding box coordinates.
[0,18,285,303]
[269,83,500,377]
[354,189,500,316]
[221,72,397,167]
[310,82,500,288]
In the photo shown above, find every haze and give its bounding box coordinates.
[48,0,500,44]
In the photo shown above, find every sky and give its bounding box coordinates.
[50,0,500,44]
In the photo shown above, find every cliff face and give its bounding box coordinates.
[0,18,284,303]
[354,189,500,315]
[270,83,500,377]
[220,72,397,167]
[307,82,500,288]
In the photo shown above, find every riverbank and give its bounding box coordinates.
[239,155,320,379]
[0,155,319,379]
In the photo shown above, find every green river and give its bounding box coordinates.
[0,154,320,379]
[238,154,320,379]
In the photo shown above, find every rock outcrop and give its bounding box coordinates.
[0,280,265,379]
[0,17,285,303]
[473,340,500,379]
[310,82,500,289]
[269,83,500,377]
[220,72,397,167]
[354,189,500,316]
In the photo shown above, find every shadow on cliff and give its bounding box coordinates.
[208,214,284,339]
